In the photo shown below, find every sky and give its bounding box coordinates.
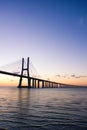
[0,0,87,86]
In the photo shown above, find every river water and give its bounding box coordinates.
[0,87,87,130]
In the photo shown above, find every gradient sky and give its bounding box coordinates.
[0,0,87,86]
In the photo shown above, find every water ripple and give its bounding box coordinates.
[0,87,87,130]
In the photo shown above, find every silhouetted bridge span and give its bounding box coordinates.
[0,57,75,88]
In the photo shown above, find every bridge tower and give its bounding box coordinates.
[18,57,30,88]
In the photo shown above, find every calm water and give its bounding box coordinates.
[0,87,87,130]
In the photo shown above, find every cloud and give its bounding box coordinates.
[71,74,75,77]
[55,74,87,79]
[77,75,87,78]
[56,74,61,77]
[55,74,69,78]
[71,74,87,79]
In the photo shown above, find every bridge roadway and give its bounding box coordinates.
[0,70,73,88]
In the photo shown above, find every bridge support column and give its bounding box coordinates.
[42,81,44,88]
[34,80,36,88]
[38,80,40,88]
[49,82,50,88]
[32,79,34,88]
[28,78,30,88]
[18,57,30,88]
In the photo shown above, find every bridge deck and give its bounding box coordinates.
[0,70,76,87]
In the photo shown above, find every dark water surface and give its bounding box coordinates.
[0,87,87,130]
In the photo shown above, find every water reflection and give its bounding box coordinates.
[0,87,87,130]
[18,88,30,109]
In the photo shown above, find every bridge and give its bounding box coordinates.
[0,57,74,88]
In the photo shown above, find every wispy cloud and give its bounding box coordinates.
[73,75,87,79]
[55,74,87,79]
[55,74,67,78]
[56,74,61,77]
[55,74,69,78]
[70,74,87,79]
[71,74,75,77]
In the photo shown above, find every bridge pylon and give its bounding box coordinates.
[18,57,30,88]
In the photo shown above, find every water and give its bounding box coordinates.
[0,87,87,130]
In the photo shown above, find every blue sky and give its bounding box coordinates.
[0,0,87,85]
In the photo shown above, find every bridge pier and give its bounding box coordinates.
[34,79,36,88]
[49,82,50,88]
[38,80,40,88]
[18,57,30,88]
[42,81,44,88]
[29,78,31,88]
[32,79,34,88]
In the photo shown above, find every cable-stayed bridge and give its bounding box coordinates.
[0,57,75,88]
